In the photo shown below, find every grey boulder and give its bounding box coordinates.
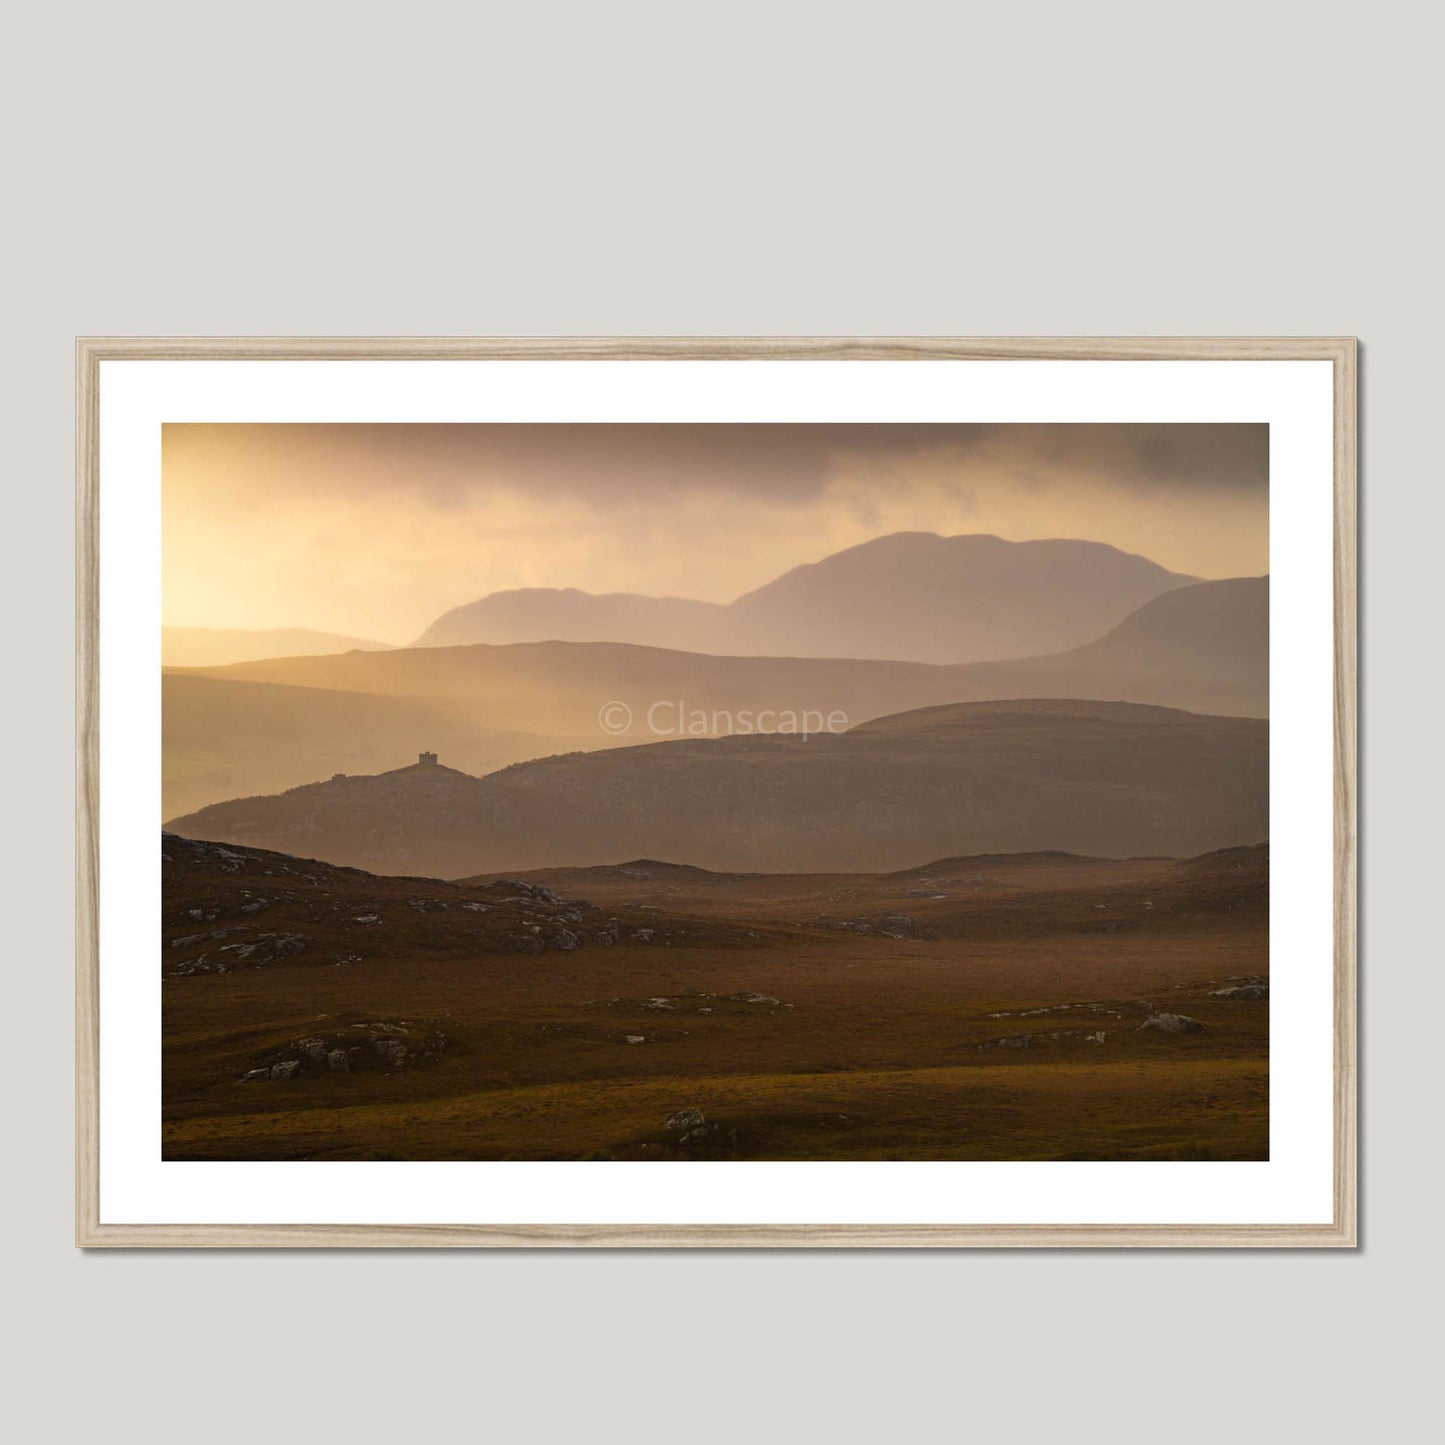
[1136,1012,1206,1034]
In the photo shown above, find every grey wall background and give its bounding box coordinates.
[6,2,1434,1439]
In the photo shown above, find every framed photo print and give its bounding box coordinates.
[77,337,1356,1246]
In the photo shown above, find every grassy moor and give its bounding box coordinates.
[162,834,1267,1161]
[162,422,1270,1162]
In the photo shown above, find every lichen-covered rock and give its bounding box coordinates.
[373,1037,410,1066]
[1136,1012,1206,1034]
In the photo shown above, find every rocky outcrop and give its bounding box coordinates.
[168,931,307,977]
[164,832,776,982]
[1211,981,1268,999]
[239,1020,448,1082]
[1136,1012,1206,1034]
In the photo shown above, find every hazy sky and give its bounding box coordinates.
[163,423,1268,643]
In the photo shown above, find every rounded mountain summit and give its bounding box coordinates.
[413,532,1200,665]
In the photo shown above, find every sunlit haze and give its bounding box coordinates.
[163,423,1268,642]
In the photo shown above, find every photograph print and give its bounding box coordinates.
[160,419,1270,1164]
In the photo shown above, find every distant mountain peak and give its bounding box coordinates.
[414,530,1197,664]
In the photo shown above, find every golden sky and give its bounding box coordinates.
[163,423,1268,644]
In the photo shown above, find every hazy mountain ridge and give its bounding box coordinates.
[164,576,1266,817]
[881,576,1269,719]
[414,532,1199,663]
[416,589,733,654]
[168,699,1268,877]
[163,627,394,667]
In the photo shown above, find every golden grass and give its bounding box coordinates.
[164,1057,1267,1161]
[162,844,1268,1161]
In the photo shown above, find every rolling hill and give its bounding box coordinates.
[927,576,1269,717]
[414,532,1198,663]
[164,577,1266,816]
[162,673,604,819]
[162,830,780,982]
[168,699,1268,877]
[462,843,1269,943]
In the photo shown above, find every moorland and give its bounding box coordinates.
[163,834,1267,1161]
[162,529,1270,1162]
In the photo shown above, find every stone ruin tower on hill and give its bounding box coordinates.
[418,751,438,767]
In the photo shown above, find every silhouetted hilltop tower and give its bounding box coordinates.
[418,751,438,767]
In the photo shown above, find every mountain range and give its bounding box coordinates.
[414,532,1199,663]
[167,698,1268,876]
[163,575,1265,817]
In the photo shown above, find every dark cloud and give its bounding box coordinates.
[165,423,1267,508]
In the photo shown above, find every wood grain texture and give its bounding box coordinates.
[75,336,1358,1249]
[76,341,100,1250]
[76,336,1346,363]
[77,1222,1354,1249]
[1333,340,1359,1247]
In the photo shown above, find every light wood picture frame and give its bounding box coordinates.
[77,336,1357,1248]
